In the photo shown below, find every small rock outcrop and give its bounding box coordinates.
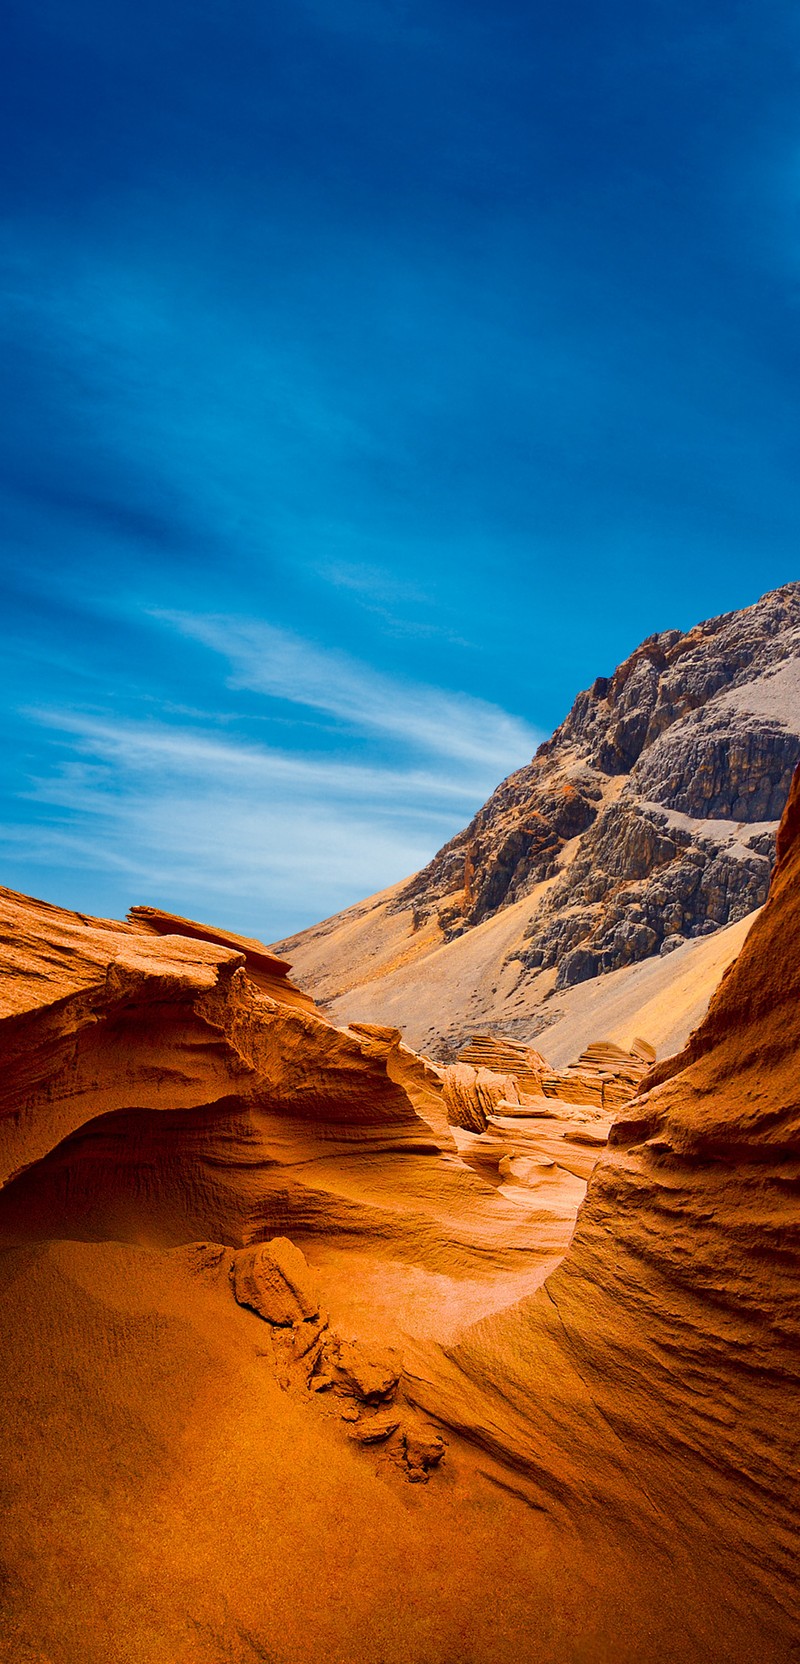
[127,904,318,1009]
[442,1063,522,1133]
[455,1034,546,1090]
[314,1336,402,1404]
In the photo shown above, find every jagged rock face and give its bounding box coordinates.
[522,797,771,989]
[275,586,800,1053]
[633,707,799,821]
[399,584,800,984]
[401,762,606,930]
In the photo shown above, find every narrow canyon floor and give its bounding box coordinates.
[0,1237,788,1664]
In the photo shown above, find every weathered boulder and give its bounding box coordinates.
[402,1424,446,1482]
[315,1336,402,1404]
[348,1410,401,1444]
[232,1237,321,1326]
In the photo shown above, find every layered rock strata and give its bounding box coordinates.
[455,1033,547,1090]
[0,886,453,1246]
[441,1039,650,1199]
[127,903,318,1009]
[0,886,584,1285]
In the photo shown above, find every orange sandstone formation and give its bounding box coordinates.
[127,902,317,1008]
[0,883,578,1282]
[406,765,800,1650]
[0,771,797,1664]
[0,884,457,1251]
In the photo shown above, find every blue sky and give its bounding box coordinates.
[1,0,799,937]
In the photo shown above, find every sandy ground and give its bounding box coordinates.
[0,1236,786,1664]
[309,906,756,1064]
[530,910,756,1064]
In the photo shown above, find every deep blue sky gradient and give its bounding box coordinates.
[2,1,799,934]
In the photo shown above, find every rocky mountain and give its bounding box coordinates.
[276,582,800,1054]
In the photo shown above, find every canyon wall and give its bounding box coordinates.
[407,763,800,1643]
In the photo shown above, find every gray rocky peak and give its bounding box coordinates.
[398,582,800,987]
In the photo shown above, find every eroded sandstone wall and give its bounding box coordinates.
[407,765,800,1638]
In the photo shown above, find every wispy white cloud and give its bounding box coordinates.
[8,698,529,936]
[7,618,540,937]
[316,559,430,606]
[153,610,540,769]
[23,708,488,807]
[0,799,434,934]
[311,556,472,645]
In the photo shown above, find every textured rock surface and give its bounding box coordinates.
[277,583,800,1050]
[0,796,798,1660]
[442,1036,650,1205]
[232,1237,321,1325]
[8,1235,778,1663]
[0,885,582,1299]
[455,1033,546,1090]
[441,1061,522,1133]
[316,1335,402,1403]
[128,903,318,1009]
[406,764,800,1651]
[0,885,469,1252]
